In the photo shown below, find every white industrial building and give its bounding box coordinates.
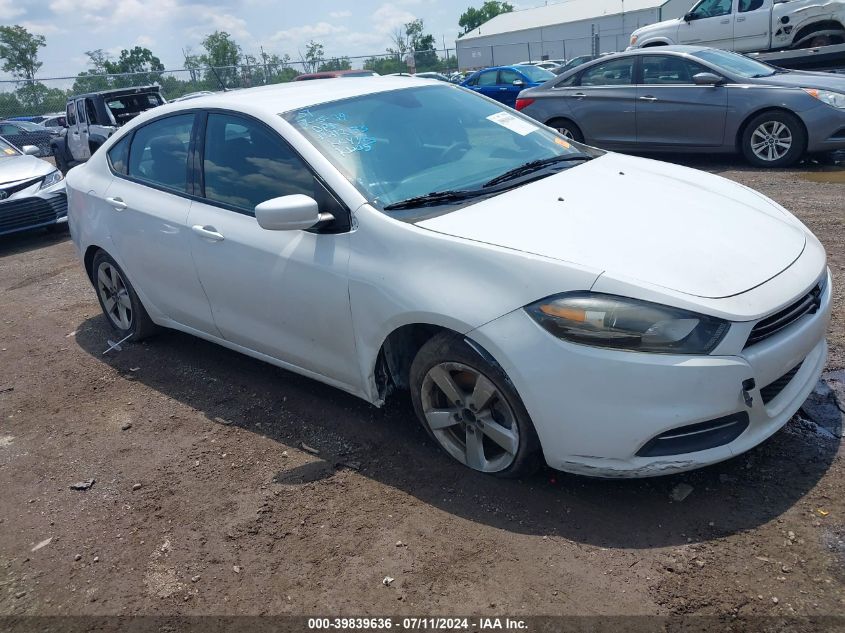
[456,0,693,70]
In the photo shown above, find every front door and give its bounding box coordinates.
[561,57,637,147]
[497,69,527,108]
[734,0,772,51]
[636,54,728,147]
[105,113,217,334]
[186,112,359,388]
[678,0,736,49]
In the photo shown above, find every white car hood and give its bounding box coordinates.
[417,153,806,299]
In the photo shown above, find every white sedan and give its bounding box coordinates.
[66,77,832,478]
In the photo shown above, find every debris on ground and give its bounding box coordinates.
[69,479,95,491]
[300,442,320,455]
[670,483,694,502]
[132,483,142,491]
[121,422,132,430]
[30,537,52,552]
[382,576,394,586]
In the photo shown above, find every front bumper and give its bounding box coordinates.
[802,103,845,153]
[0,189,67,236]
[470,270,832,477]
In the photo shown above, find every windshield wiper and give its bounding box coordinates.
[483,154,593,189]
[383,189,488,211]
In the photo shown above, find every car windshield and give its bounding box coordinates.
[515,65,556,82]
[284,85,599,216]
[0,137,20,158]
[692,49,777,78]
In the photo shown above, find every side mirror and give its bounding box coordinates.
[684,12,696,21]
[255,195,324,231]
[21,145,39,156]
[693,72,724,85]
[512,79,525,87]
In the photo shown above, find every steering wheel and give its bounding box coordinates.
[438,141,471,162]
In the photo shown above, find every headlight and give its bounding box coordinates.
[525,292,730,354]
[40,169,63,189]
[803,88,845,109]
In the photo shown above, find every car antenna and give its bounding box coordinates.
[210,66,228,92]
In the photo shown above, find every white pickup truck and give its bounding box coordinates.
[629,0,845,52]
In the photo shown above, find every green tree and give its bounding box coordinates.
[318,57,351,72]
[200,31,242,88]
[363,55,406,75]
[72,50,115,93]
[0,25,47,111]
[301,41,324,74]
[387,19,439,72]
[459,1,514,35]
[104,46,165,87]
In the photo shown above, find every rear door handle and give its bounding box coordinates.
[105,196,127,211]
[569,92,587,99]
[639,95,658,101]
[192,225,225,242]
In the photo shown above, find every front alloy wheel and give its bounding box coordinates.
[409,332,541,478]
[421,362,520,473]
[741,111,805,167]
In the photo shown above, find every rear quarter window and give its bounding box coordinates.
[107,135,131,175]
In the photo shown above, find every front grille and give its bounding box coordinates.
[0,176,43,198]
[0,194,67,235]
[760,362,803,405]
[745,282,824,348]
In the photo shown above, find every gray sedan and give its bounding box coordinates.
[516,46,845,167]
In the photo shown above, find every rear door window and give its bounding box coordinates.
[579,59,635,86]
[127,114,195,192]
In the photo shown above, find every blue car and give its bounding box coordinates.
[461,65,556,108]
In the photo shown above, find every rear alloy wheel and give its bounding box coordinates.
[548,118,584,143]
[741,111,806,168]
[92,251,157,342]
[410,333,541,478]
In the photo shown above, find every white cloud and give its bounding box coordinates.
[329,10,352,18]
[19,22,62,36]
[0,0,23,20]
[135,35,156,47]
[372,4,417,34]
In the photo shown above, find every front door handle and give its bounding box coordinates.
[720,18,730,24]
[192,225,225,242]
[639,95,658,101]
[569,92,587,99]
[105,196,127,211]
[736,16,746,22]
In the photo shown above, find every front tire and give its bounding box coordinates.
[92,251,157,342]
[741,111,806,168]
[409,332,542,478]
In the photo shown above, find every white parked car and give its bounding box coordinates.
[66,78,831,478]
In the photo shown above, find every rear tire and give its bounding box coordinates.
[409,332,542,478]
[741,111,806,168]
[91,251,157,342]
[547,118,584,144]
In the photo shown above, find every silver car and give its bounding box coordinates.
[0,136,66,236]
[516,46,845,167]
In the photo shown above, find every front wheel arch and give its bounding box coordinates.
[737,108,808,167]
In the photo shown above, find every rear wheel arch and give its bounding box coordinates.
[641,41,669,48]
[791,20,845,48]
[83,245,104,284]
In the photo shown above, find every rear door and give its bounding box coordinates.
[734,0,772,51]
[562,57,637,147]
[678,0,735,49]
[635,54,728,147]
[104,112,217,334]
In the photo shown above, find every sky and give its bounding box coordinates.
[0,0,511,79]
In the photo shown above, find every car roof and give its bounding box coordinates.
[153,76,442,116]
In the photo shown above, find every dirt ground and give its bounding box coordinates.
[1,155,844,627]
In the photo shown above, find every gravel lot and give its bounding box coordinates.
[0,155,843,624]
